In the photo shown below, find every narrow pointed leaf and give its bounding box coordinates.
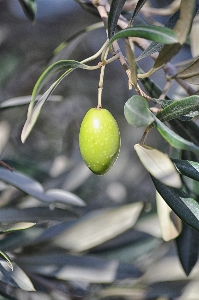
[134,144,181,188]
[169,119,199,146]
[108,25,178,46]
[152,115,199,154]
[176,222,199,275]
[129,0,147,26]
[0,95,61,110]
[156,95,199,122]
[0,251,13,270]
[54,203,143,252]
[21,60,90,143]
[29,60,89,116]
[173,0,195,45]
[11,263,35,291]
[136,9,180,61]
[156,191,182,241]
[143,0,195,77]
[0,263,35,291]
[177,56,199,84]
[15,253,142,283]
[0,167,85,206]
[126,41,137,87]
[136,41,163,62]
[0,207,75,223]
[152,176,199,232]
[172,159,199,182]
[45,189,85,207]
[0,223,35,234]
[177,57,199,79]
[108,0,126,39]
[18,0,37,21]
[124,95,153,127]
[148,43,181,76]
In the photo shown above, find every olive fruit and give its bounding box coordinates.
[79,107,120,175]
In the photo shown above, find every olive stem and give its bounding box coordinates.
[0,160,14,172]
[140,128,150,145]
[81,39,109,65]
[98,50,108,108]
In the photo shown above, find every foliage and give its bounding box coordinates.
[1,0,199,299]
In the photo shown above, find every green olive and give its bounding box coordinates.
[79,107,120,175]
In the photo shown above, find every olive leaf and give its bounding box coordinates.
[152,176,199,232]
[176,222,199,275]
[108,25,178,47]
[136,8,180,61]
[124,95,153,127]
[129,0,147,26]
[176,56,199,84]
[172,159,199,182]
[169,119,199,146]
[126,41,137,87]
[156,95,199,122]
[54,203,144,252]
[156,191,182,241]
[139,0,195,78]
[0,251,13,271]
[18,0,37,22]
[152,114,199,155]
[0,167,85,206]
[21,60,95,143]
[134,144,181,188]
[108,0,126,39]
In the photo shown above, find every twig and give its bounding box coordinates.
[0,160,14,172]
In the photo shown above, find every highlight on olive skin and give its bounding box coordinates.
[79,107,121,175]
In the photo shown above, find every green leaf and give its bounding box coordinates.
[0,95,61,110]
[21,60,91,143]
[126,42,137,87]
[124,95,153,127]
[175,222,199,275]
[30,60,89,113]
[129,0,147,26]
[156,191,182,241]
[18,0,37,22]
[152,176,199,232]
[173,0,195,45]
[156,95,199,122]
[136,9,180,61]
[0,207,75,223]
[134,144,181,188]
[108,25,178,46]
[136,41,163,62]
[54,203,143,252]
[150,43,181,75]
[148,0,194,74]
[0,167,85,206]
[172,159,199,182]
[0,223,35,234]
[0,251,13,270]
[0,263,35,291]
[108,0,126,39]
[152,115,199,154]
[15,252,142,283]
[177,57,199,84]
[169,119,199,147]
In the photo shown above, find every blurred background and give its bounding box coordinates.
[0,0,199,299]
